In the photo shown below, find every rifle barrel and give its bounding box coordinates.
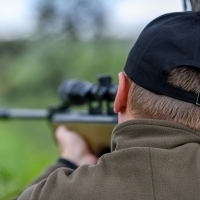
[0,108,48,119]
[52,112,118,124]
[0,108,117,123]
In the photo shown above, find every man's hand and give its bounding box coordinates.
[55,126,98,166]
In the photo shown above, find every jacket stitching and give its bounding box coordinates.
[149,148,157,200]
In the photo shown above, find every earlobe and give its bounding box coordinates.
[114,72,130,113]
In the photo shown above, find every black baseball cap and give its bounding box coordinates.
[124,11,200,106]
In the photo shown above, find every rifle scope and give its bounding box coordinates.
[58,75,118,115]
[58,75,118,106]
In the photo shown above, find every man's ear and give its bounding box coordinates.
[114,72,130,113]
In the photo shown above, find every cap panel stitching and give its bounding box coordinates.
[130,17,193,79]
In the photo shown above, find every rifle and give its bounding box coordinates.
[0,75,118,156]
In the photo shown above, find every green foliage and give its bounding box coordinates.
[0,37,134,199]
[0,120,59,200]
[0,37,133,107]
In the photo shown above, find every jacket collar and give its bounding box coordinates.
[111,119,200,152]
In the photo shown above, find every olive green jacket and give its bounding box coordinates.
[18,120,200,200]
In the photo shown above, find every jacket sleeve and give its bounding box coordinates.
[30,159,78,186]
[12,163,65,200]
[14,160,78,200]
[17,166,76,200]
[28,163,68,185]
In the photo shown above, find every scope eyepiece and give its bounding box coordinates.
[58,79,93,106]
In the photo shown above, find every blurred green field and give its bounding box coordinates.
[0,38,134,199]
[0,120,59,199]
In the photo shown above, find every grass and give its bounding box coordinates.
[0,120,59,199]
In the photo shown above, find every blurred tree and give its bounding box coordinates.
[183,0,188,10]
[183,0,200,11]
[36,0,107,40]
[190,0,200,10]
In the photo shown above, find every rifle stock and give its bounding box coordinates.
[50,112,117,155]
[0,108,117,156]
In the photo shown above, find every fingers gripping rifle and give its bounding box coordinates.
[0,75,118,156]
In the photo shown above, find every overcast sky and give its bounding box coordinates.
[0,0,184,40]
